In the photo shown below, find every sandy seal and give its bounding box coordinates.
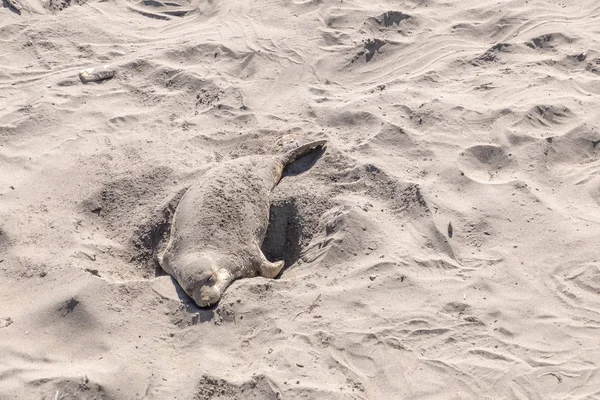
[159,140,327,307]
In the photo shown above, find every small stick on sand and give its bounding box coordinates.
[294,294,321,320]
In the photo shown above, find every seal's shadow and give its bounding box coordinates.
[262,198,301,273]
[282,144,325,177]
[261,146,325,274]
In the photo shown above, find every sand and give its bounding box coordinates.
[1,0,600,398]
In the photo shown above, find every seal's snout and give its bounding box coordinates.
[171,253,223,307]
[183,270,222,307]
[188,266,234,307]
[193,285,222,308]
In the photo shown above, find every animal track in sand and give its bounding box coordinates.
[458,145,517,184]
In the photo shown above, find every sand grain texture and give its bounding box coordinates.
[1,0,600,398]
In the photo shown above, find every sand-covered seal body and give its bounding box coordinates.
[159,140,326,307]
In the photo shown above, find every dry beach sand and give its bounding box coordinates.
[1,0,600,398]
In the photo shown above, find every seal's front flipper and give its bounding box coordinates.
[256,245,285,278]
[157,250,173,275]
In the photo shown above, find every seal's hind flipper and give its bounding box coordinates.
[281,140,327,167]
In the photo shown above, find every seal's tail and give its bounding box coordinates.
[281,139,327,167]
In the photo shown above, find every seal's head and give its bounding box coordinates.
[175,253,233,307]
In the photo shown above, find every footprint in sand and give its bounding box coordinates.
[458,144,517,184]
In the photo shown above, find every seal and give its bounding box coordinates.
[159,140,327,307]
